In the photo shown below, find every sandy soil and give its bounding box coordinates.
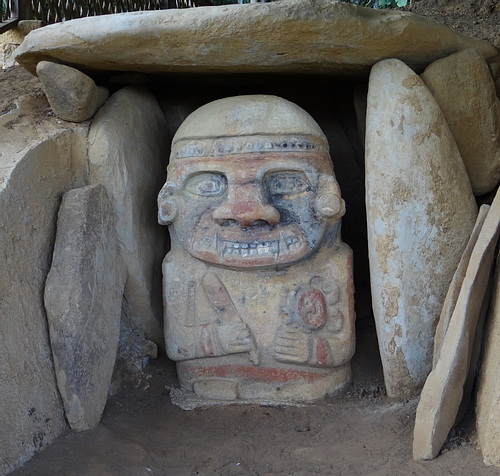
[9,320,500,476]
[3,0,500,474]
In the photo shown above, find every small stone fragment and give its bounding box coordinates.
[413,190,500,461]
[44,184,127,431]
[421,49,500,195]
[366,58,477,397]
[36,61,109,122]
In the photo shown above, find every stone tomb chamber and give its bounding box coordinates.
[2,0,500,472]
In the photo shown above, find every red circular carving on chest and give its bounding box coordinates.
[298,289,327,329]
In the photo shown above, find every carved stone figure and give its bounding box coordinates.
[158,95,355,402]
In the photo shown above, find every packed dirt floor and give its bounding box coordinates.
[3,0,500,474]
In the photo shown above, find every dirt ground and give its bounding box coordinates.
[3,0,500,474]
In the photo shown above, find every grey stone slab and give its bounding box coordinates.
[44,184,127,431]
[413,190,500,460]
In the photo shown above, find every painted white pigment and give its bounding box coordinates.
[365,58,477,397]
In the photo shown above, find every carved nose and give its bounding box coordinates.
[213,193,280,228]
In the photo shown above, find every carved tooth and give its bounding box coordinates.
[219,242,226,260]
[212,233,218,250]
[272,241,279,262]
[279,232,288,252]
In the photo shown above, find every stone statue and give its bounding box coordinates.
[158,95,355,402]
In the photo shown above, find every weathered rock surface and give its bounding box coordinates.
[365,58,477,398]
[477,244,500,467]
[413,191,500,461]
[44,184,127,431]
[36,61,109,122]
[88,85,169,347]
[0,109,87,475]
[0,20,43,69]
[421,48,500,196]
[433,205,489,366]
[14,0,496,78]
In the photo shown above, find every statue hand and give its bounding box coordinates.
[274,324,310,364]
[217,322,256,355]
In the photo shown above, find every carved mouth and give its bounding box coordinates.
[197,230,305,264]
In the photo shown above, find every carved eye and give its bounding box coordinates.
[266,172,310,196]
[185,173,227,197]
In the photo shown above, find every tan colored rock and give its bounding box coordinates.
[477,244,500,467]
[365,58,477,398]
[36,61,109,122]
[1,21,44,69]
[44,184,127,431]
[89,85,169,347]
[413,190,500,461]
[421,49,500,195]
[0,120,87,474]
[160,95,355,402]
[15,0,496,78]
[433,205,489,366]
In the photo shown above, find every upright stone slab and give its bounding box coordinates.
[476,237,500,467]
[365,59,477,397]
[44,184,126,431]
[413,191,500,460]
[421,49,500,196]
[433,205,489,366]
[88,86,169,346]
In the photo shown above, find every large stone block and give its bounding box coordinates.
[413,192,500,460]
[0,126,87,475]
[88,85,169,347]
[421,49,500,195]
[36,61,109,123]
[365,58,477,397]
[44,184,127,431]
[15,0,496,78]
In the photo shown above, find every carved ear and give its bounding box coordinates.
[158,183,178,225]
[314,174,345,220]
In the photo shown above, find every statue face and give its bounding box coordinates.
[159,151,344,269]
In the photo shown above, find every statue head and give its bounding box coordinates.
[158,95,345,269]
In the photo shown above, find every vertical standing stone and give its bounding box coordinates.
[421,49,500,196]
[413,191,500,460]
[45,184,127,431]
[88,86,169,347]
[365,58,477,397]
[476,225,500,467]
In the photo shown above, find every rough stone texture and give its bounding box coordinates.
[433,205,489,366]
[44,184,127,431]
[477,240,500,467]
[421,48,500,196]
[14,0,496,78]
[0,21,43,69]
[413,190,500,461]
[160,95,355,402]
[365,58,478,398]
[36,61,109,122]
[88,85,169,347]
[0,100,88,475]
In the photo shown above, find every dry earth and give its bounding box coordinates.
[3,0,500,474]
